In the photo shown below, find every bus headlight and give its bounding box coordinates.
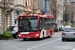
[18,34,22,37]
[35,34,39,36]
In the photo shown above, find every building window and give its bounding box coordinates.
[72,12,74,16]
[17,0,18,4]
[8,0,11,2]
[50,0,52,4]
[25,2,27,6]
[67,0,69,2]
[72,7,74,12]
[12,0,13,2]
[25,0,27,6]
[20,0,21,4]
[64,7,66,11]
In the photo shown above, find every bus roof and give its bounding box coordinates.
[18,15,54,18]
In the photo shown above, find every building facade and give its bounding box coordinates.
[43,0,50,15]
[42,0,56,16]
[13,0,40,26]
[38,0,43,14]
[0,0,14,30]
[63,0,71,25]
[12,0,25,26]
[56,0,64,26]
[50,0,56,21]
[70,0,75,24]
[23,0,40,15]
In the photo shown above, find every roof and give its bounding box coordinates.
[70,0,75,2]
[18,15,54,18]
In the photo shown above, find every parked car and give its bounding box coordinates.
[62,28,75,41]
[61,26,65,31]
[57,25,65,31]
[54,24,58,32]
[64,25,71,28]
[6,26,18,38]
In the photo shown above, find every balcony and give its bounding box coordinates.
[0,1,14,11]
[24,6,32,12]
[15,5,25,11]
[34,9,40,14]
[9,2,14,9]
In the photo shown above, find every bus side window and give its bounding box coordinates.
[50,18,54,29]
[39,17,43,31]
[44,18,50,30]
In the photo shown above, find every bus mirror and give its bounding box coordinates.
[15,20,16,24]
[15,19,17,24]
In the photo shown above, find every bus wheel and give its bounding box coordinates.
[49,31,52,38]
[23,38,26,41]
[40,32,45,40]
[42,32,44,39]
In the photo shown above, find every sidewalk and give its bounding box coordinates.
[0,38,16,43]
[0,40,9,43]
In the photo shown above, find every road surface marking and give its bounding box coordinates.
[73,49,75,50]
[2,42,12,44]
[1,40,17,44]
[2,43,6,44]
[8,42,12,43]
[27,38,61,50]
[2,41,14,44]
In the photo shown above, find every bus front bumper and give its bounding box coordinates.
[18,34,40,38]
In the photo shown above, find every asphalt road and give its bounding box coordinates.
[0,31,75,50]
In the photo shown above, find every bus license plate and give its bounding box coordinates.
[26,37,30,38]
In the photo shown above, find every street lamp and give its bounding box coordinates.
[0,0,6,31]
[33,0,35,15]
[53,0,56,21]
[4,0,5,30]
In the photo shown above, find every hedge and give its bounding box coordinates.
[71,24,75,28]
[57,29,60,32]
[0,31,13,39]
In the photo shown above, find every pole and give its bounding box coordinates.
[52,0,54,20]
[33,0,34,15]
[45,0,46,12]
[4,0,5,30]
[66,2,69,25]
[14,11,15,26]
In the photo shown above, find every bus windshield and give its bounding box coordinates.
[19,19,38,32]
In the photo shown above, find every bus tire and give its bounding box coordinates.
[40,32,44,40]
[49,31,52,38]
[23,38,26,41]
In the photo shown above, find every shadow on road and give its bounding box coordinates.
[19,37,52,42]
[63,39,75,42]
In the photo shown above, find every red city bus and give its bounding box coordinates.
[18,15,54,40]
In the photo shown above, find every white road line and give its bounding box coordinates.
[8,42,12,43]
[1,40,17,44]
[2,43,6,44]
[27,38,61,50]
[2,41,14,44]
[2,42,12,44]
[73,49,75,50]
[13,41,16,42]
